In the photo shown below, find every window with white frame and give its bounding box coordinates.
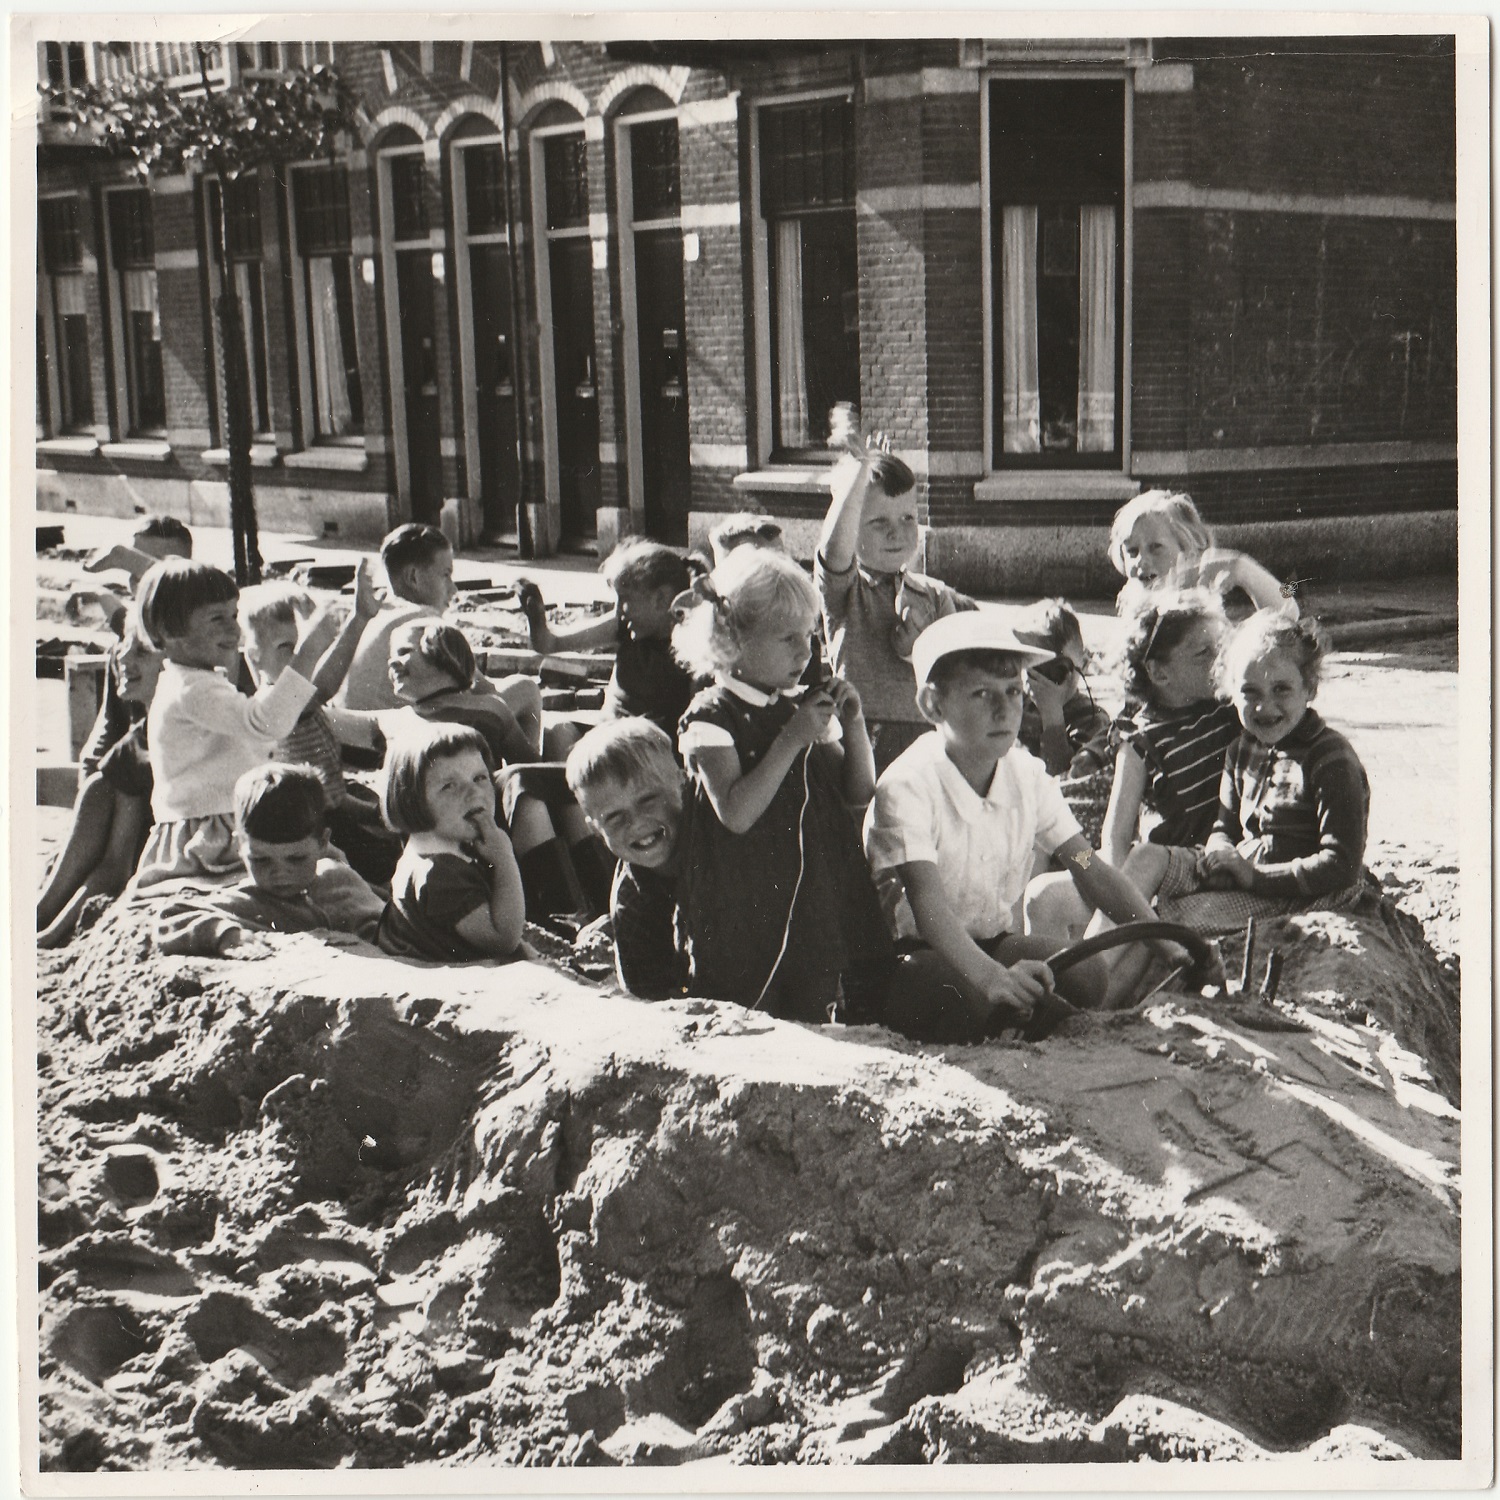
[235,41,334,74]
[758,95,858,456]
[206,175,272,439]
[106,187,165,436]
[291,163,363,441]
[38,195,95,435]
[990,78,1125,466]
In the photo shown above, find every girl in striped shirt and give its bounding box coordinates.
[1022,589,1238,940]
[1102,592,1241,883]
[1142,611,1369,932]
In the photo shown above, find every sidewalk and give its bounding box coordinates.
[29,508,1461,647]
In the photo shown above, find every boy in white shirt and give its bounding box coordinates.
[864,612,1171,1042]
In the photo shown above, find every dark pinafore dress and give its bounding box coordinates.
[677,681,893,1023]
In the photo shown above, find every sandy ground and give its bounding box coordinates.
[32,890,1461,1471]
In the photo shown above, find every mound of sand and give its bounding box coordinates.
[33,900,1460,1471]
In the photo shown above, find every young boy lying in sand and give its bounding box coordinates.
[153,763,384,957]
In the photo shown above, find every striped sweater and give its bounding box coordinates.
[1207,710,1369,897]
[1115,698,1243,848]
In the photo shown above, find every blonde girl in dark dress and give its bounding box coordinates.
[672,549,893,1023]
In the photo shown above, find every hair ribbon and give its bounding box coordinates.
[670,574,729,622]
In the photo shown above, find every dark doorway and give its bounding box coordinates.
[634,228,690,543]
[467,242,519,537]
[395,249,442,526]
[548,235,600,541]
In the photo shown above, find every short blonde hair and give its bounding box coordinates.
[566,717,681,798]
[1107,491,1214,579]
[671,548,819,679]
[238,582,315,643]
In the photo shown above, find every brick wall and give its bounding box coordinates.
[33,36,1459,577]
[1188,213,1456,449]
[1130,41,1458,459]
[923,207,984,455]
[1159,37,1456,199]
[1130,209,1193,451]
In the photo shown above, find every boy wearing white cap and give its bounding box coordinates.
[863,611,1169,1041]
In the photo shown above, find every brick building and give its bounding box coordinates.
[35,36,1457,591]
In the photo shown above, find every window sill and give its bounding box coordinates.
[36,436,100,457]
[100,439,172,462]
[974,471,1140,503]
[282,446,369,473]
[732,466,835,496]
[202,444,282,469]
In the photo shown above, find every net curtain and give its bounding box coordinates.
[1000,205,1039,453]
[774,219,810,447]
[308,257,354,437]
[1076,205,1117,452]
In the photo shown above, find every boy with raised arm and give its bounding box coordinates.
[816,407,974,773]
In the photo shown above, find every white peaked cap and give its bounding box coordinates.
[909,609,1058,688]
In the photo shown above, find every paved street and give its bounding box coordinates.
[29,511,1463,878]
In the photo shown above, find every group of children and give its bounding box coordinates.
[561,445,1370,1041]
[42,431,1371,1046]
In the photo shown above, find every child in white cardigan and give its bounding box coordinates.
[133,559,373,890]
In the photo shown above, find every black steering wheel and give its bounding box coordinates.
[1045,920,1224,995]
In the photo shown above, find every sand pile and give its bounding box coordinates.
[33,900,1460,1472]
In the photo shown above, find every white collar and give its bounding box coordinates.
[927,732,1013,807]
[716,673,781,707]
[406,831,469,857]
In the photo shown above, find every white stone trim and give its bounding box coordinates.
[915,450,986,479]
[283,446,370,472]
[689,443,749,468]
[595,63,690,116]
[974,471,1140,502]
[1133,182,1455,220]
[433,95,504,141]
[1134,62,1194,94]
[679,95,740,130]
[368,104,432,143]
[199,443,281,468]
[864,67,980,102]
[155,249,199,271]
[100,439,172,461]
[1132,440,1458,476]
[858,184,981,214]
[732,467,835,495]
[680,202,740,229]
[515,79,590,126]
